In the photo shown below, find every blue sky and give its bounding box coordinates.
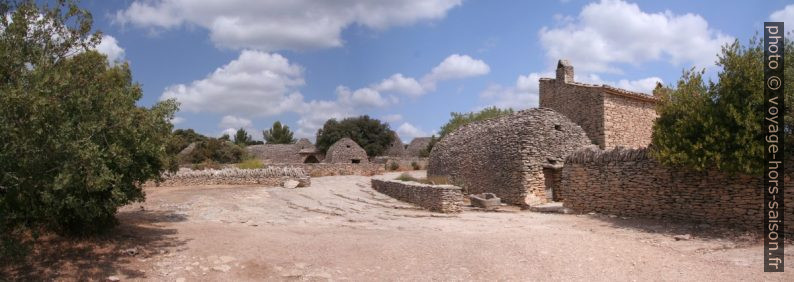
[79,0,794,142]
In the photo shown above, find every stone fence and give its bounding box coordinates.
[266,163,383,177]
[371,176,464,213]
[149,167,310,187]
[561,147,793,234]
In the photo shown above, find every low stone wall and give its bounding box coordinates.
[561,147,794,234]
[150,167,310,187]
[267,163,383,177]
[371,178,464,213]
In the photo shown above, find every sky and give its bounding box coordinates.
[74,0,794,142]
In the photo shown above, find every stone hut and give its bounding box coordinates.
[427,108,591,206]
[324,138,369,164]
[385,133,407,157]
[539,60,659,149]
[246,138,324,164]
[405,137,432,157]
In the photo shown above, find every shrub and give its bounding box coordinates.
[389,161,400,171]
[395,173,420,182]
[186,139,247,164]
[237,159,264,169]
[410,161,421,170]
[0,0,177,244]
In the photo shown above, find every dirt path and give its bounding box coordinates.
[7,171,793,281]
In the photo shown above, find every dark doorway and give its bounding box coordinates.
[303,155,319,163]
[542,167,560,201]
[351,159,361,164]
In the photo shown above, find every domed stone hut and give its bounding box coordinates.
[406,137,432,157]
[246,138,324,164]
[324,138,369,164]
[427,108,591,206]
[385,133,407,157]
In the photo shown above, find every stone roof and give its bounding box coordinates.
[538,78,659,103]
[385,132,407,157]
[325,138,369,164]
[405,137,432,157]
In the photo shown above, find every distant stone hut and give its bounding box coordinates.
[427,108,590,206]
[325,138,369,164]
[246,138,324,164]
[405,137,431,157]
[385,133,407,157]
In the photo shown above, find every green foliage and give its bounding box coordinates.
[0,0,177,249]
[410,161,421,170]
[219,134,230,141]
[185,138,246,164]
[237,159,264,169]
[395,173,419,182]
[388,161,400,171]
[191,160,222,171]
[263,121,296,144]
[652,37,794,174]
[315,115,396,156]
[234,128,253,145]
[167,129,208,156]
[438,107,514,137]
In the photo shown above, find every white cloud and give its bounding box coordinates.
[397,122,428,141]
[422,54,490,89]
[94,35,125,64]
[170,116,185,125]
[220,127,238,138]
[539,0,733,73]
[375,74,425,96]
[219,115,252,129]
[115,0,461,51]
[160,50,305,116]
[382,114,403,123]
[770,5,794,33]
[294,100,355,138]
[336,86,390,108]
[479,72,549,110]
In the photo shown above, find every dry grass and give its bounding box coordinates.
[395,173,452,185]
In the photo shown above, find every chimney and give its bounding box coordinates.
[556,59,574,83]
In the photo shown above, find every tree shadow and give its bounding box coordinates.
[1,210,191,280]
[583,213,768,243]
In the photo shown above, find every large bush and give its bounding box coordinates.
[185,138,247,164]
[0,0,178,244]
[652,37,794,174]
[315,116,396,156]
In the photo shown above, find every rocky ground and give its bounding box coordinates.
[4,171,793,281]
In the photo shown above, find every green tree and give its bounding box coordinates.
[438,107,515,137]
[233,128,253,146]
[423,107,515,155]
[315,116,396,156]
[263,121,296,144]
[187,138,246,164]
[652,37,794,174]
[0,0,178,249]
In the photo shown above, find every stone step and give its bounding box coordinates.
[529,202,572,214]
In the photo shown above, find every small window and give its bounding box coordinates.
[554,124,562,131]
[351,159,361,164]
[346,145,351,148]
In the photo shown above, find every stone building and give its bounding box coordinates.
[324,138,369,164]
[405,137,432,157]
[246,138,324,164]
[427,108,591,206]
[539,60,659,149]
[385,133,407,157]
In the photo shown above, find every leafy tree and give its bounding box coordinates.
[263,121,296,144]
[187,138,246,164]
[315,116,396,156]
[438,107,514,137]
[652,37,794,174]
[219,134,230,141]
[233,128,252,145]
[167,128,208,155]
[423,107,515,154]
[0,0,178,251]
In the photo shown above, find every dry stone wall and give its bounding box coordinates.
[267,163,383,177]
[406,137,432,157]
[561,147,794,234]
[371,177,464,213]
[539,78,604,147]
[602,90,657,148]
[428,108,591,206]
[150,167,310,187]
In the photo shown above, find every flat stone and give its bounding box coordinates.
[282,180,300,189]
